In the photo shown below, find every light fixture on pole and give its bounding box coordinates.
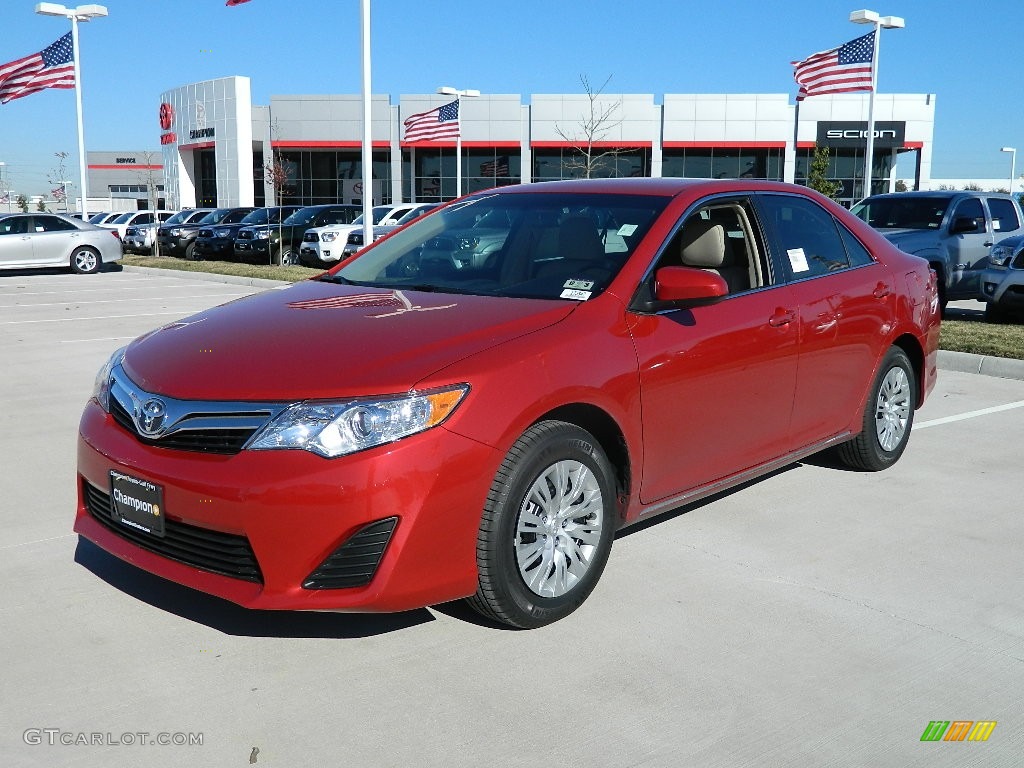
[849,9,904,201]
[1000,147,1016,196]
[437,86,480,198]
[34,3,108,220]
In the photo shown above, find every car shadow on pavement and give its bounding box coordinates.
[74,537,434,638]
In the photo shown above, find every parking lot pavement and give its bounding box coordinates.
[1,270,1021,767]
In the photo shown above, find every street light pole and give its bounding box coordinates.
[438,86,480,198]
[1001,147,1016,196]
[849,9,904,201]
[35,3,108,220]
[359,0,373,251]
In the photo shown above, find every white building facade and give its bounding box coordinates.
[156,76,936,210]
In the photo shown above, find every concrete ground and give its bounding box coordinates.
[1,268,1021,767]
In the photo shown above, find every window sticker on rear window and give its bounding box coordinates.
[560,288,592,301]
[787,247,810,273]
[563,279,594,290]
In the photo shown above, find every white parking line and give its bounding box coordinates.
[58,336,138,344]
[0,311,193,325]
[914,400,1024,429]
[0,293,247,308]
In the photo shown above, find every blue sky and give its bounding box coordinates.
[1,0,1021,197]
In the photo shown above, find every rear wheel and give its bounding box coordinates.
[837,347,915,471]
[467,421,617,629]
[70,246,100,275]
[985,302,1010,324]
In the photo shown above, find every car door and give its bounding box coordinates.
[28,215,80,266]
[0,216,33,266]
[944,197,992,298]
[628,197,800,504]
[756,193,893,448]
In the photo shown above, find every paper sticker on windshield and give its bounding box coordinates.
[563,279,594,290]
[560,288,592,301]
[787,248,810,273]
[618,224,638,237]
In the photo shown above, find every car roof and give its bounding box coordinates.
[490,177,806,198]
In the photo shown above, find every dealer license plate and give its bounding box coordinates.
[109,470,165,537]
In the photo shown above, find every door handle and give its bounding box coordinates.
[983,241,994,247]
[769,308,796,327]
[873,282,892,299]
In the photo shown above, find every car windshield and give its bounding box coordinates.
[331,191,669,300]
[111,212,137,224]
[163,210,196,226]
[87,212,111,224]
[396,205,438,224]
[851,196,953,230]
[198,208,233,225]
[283,207,321,227]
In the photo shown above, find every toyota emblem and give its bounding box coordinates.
[136,398,167,436]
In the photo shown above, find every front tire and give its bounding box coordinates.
[467,421,617,629]
[70,246,100,274]
[837,347,916,471]
[279,248,299,266]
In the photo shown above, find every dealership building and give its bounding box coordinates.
[88,75,937,211]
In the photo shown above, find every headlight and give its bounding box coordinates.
[168,228,182,236]
[247,385,469,458]
[93,346,126,412]
[989,245,1014,267]
[253,227,270,240]
[214,228,232,238]
[321,232,337,242]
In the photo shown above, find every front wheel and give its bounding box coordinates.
[70,246,100,274]
[279,248,299,266]
[467,421,617,629]
[837,347,916,471]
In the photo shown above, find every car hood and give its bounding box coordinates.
[122,280,576,401]
[878,228,937,249]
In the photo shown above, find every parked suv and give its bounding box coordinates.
[98,210,177,241]
[158,207,254,260]
[851,191,1024,311]
[235,204,360,265]
[298,204,420,267]
[192,206,301,261]
[342,203,440,257]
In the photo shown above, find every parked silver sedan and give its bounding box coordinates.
[0,213,123,274]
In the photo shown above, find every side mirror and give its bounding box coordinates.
[950,216,982,235]
[653,266,728,303]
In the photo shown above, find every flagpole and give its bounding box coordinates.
[360,0,373,251]
[849,10,905,202]
[70,14,88,218]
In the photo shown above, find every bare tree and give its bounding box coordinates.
[262,118,294,265]
[555,75,636,179]
[46,151,70,212]
[135,150,166,256]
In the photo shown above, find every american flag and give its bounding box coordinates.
[0,34,75,104]
[0,191,8,204]
[226,0,252,5]
[792,31,875,101]
[403,100,460,142]
[51,184,66,202]
[480,156,510,177]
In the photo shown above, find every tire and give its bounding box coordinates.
[467,421,617,629]
[985,302,1009,324]
[70,246,100,275]
[184,242,197,261]
[837,347,916,472]
[279,247,299,267]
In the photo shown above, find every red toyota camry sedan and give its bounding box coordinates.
[76,179,940,628]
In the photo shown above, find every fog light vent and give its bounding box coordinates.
[302,517,398,590]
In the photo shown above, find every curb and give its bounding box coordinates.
[119,264,292,290]
[936,350,1024,382]
[119,264,1024,382]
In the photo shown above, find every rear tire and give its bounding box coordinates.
[70,247,100,275]
[985,302,1010,324]
[837,347,915,472]
[467,421,617,629]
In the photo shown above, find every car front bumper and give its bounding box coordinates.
[980,268,1024,308]
[193,238,234,259]
[75,400,496,612]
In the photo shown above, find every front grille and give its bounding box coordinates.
[302,231,319,242]
[1012,250,1024,269]
[197,228,213,238]
[237,230,254,240]
[348,232,363,245]
[84,481,263,583]
[109,396,260,454]
[303,517,398,590]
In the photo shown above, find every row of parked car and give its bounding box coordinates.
[115,202,438,267]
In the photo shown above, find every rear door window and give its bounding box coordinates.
[988,198,1021,234]
[757,194,851,280]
